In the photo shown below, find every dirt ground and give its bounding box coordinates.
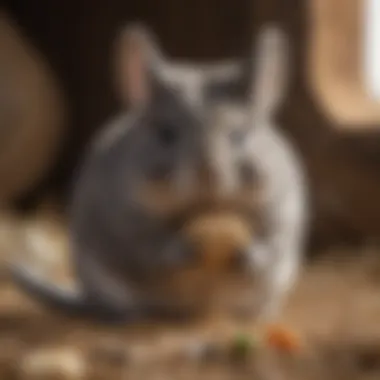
[1,206,380,379]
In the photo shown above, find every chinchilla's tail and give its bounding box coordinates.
[9,262,141,323]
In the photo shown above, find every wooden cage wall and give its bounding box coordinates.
[3,0,380,249]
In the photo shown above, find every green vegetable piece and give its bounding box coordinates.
[230,332,258,360]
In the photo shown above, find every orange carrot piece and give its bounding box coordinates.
[264,325,302,353]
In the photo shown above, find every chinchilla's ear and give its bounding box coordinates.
[112,23,165,108]
[249,25,289,123]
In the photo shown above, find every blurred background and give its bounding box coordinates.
[1,0,380,379]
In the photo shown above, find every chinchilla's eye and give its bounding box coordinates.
[156,122,179,145]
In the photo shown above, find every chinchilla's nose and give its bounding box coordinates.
[196,152,218,193]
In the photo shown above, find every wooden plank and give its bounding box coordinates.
[308,0,380,128]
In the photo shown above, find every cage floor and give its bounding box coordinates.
[0,208,380,379]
